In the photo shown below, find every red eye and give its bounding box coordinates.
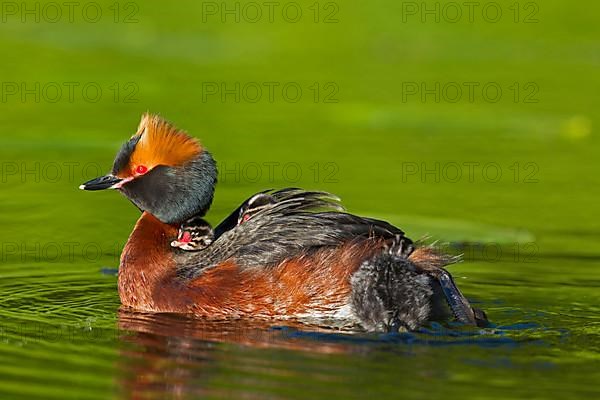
[135,165,148,175]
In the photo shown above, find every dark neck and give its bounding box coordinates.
[190,150,218,217]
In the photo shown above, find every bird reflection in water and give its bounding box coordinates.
[116,309,362,399]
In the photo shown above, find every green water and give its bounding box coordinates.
[1,0,599,398]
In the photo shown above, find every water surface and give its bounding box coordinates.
[1,0,599,398]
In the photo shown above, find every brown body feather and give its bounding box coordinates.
[119,213,450,324]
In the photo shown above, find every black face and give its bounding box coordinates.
[119,151,218,225]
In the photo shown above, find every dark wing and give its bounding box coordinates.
[177,188,408,280]
[212,188,337,238]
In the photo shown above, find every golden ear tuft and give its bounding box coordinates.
[128,113,202,171]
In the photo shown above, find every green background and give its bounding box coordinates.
[0,1,598,399]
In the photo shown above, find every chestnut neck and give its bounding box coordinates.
[118,212,180,311]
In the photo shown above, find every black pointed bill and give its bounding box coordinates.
[79,174,131,191]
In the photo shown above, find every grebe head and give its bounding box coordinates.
[80,113,217,224]
[170,216,214,251]
[237,193,276,224]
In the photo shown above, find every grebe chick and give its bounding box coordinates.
[171,216,214,251]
